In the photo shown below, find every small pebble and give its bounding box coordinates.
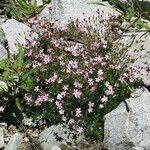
[24,137,30,143]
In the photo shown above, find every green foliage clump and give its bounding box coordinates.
[0,0,51,21]
[100,0,150,32]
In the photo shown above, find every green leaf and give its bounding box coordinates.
[16,44,25,70]
[15,98,23,112]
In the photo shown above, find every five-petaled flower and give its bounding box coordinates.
[73,89,82,99]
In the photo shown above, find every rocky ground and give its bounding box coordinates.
[0,122,104,150]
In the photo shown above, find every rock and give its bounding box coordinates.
[0,128,4,149]
[32,131,39,138]
[4,137,9,143]
[132,147,145,150]
[22,116,37,127]
[23,137,30,143]
[103,89,150,150]
[4,133,23,150]
[38,0,119,27]
[0,44,8,60]
[121,31,150,86]
[0,27,8,60]
[39,124,84,150]
[0,122,7,127]
[0,19,37,58]
[0,17,5,25]
[51,145,62,150]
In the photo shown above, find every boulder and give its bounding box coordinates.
[120,31,150,86]
[0,27,8,60]
[38,0,120,27]
[0,44,8,60]
[0,19,37,58]
[51,145,62,150]
[4,133,23,150]
[39,124,84,150]
[0,17,5,25]
[103,89,150,150]
[0,128,4,149]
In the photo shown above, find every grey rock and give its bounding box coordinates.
[132,147,145,150]
[0,27,8,60]
[51,145,62,150]
[121,31,150,86]
[39,0,120,27]
[0,44,8,60]
[22,116,37,127]
[4,133,23,150]
[39,124,84,150]
[1,19,37,58]
[0,128,4,149]
[103,90,150,150]
[0,17,5,25]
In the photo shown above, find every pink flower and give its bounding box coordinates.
[63,85,68,91]
[105,55,110,60]
[88,78,94,86]
[59,109,64,115]
[73,89,82,99]
[98,69,103,76]
[24,95,32,103]
[74,81,83,88]
[52,39,60,48]
[58,78,63,84]
[28,17,36,24]
[57,93,63,100]
[43,54,52,64]
[101,96,108,103]
[76,126,83,134]
[34,86,39,92]
[36,94,49,103]
[34,100,41,106]
[32,60,41,68]
[55,101,63,110]
[87,107,93,113]
[68,118,75,124]
[88,101,94,107]
[25,49,32,57]
[99,104,104,108]
[57,91,66,100]
[105,83,114,95]
[31,40,36,47]
[0,106,5,112]
[95,76,104,82]
[75,108,82,117]
[94,56,103,63]
[91,41,100,50]
[59,26,67,32]
[90,87,96,92]
[68,60,78,69]
[66,45,79,56]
